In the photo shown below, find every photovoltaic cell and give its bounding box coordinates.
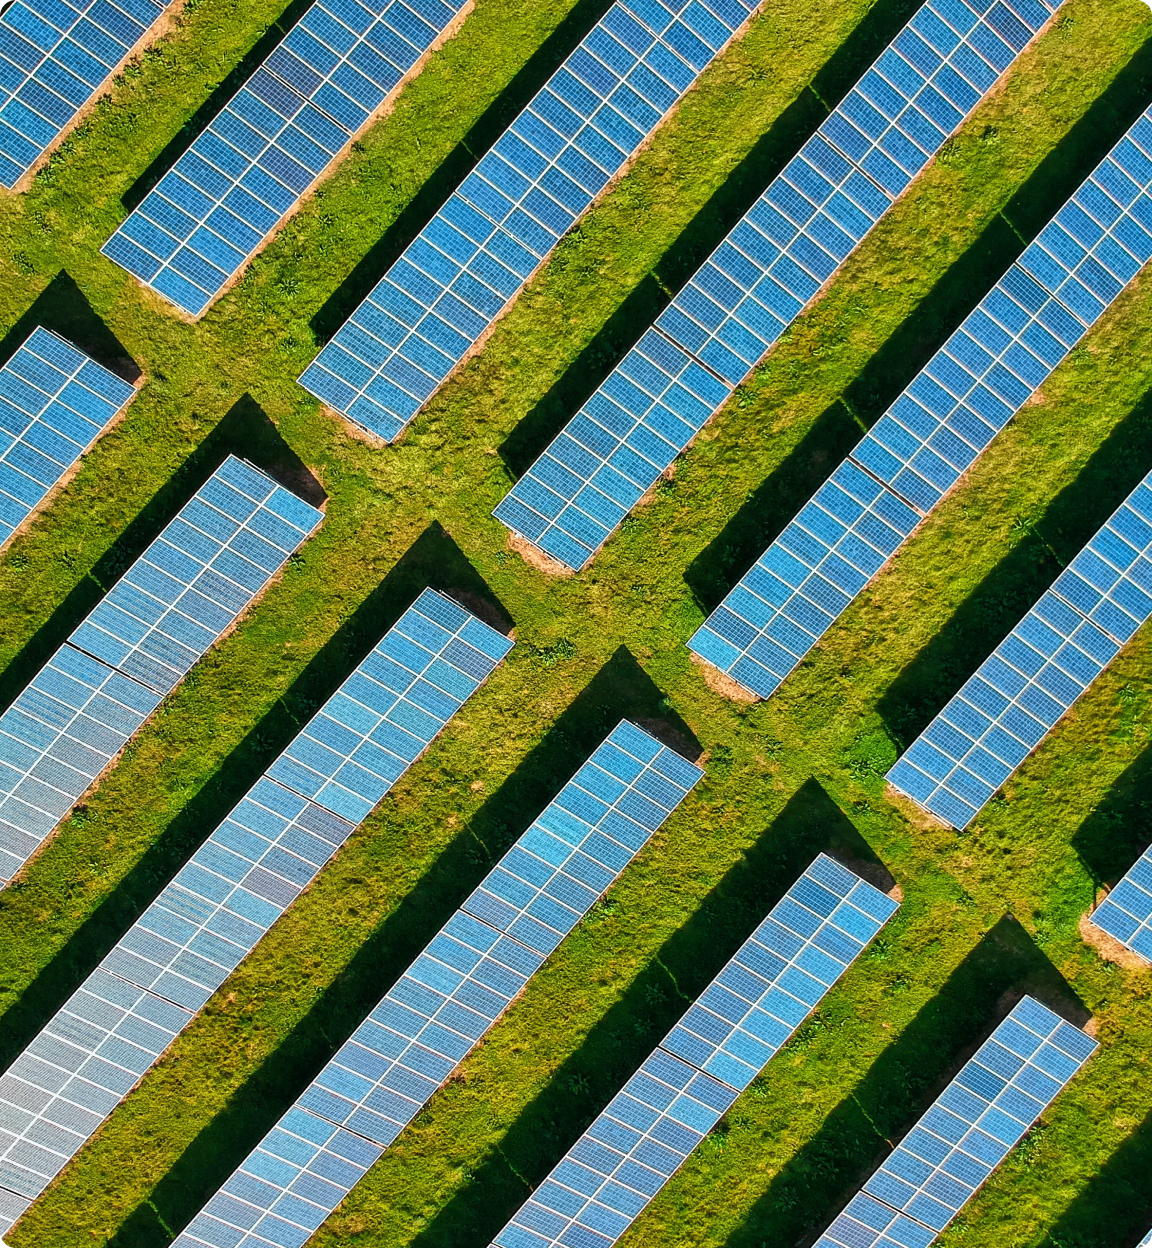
[689,102,1152,702]
[0,0,172,188]
[0,455,323,888]
[816,997,1097,1248]
[488,854,898,1248]
[299,0,761,443]
[169,720,704,1248]
[1091,842,1152,964]
[0,326,136,550]
[0,588,511,1235]
[101,0,469,317]
[494,0,1062,572]
[888,467,1152,828]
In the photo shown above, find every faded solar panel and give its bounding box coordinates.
[494,0,1062,572]
[817,997,1097,1248]
[888,467,1152,828]
[101,0,468,317]
[171,721,703,1248]
[0,0,172,188]
[1091,842,1152,964]
[690,102,1152,701]
[0,326,136,550]
[489,854,898,1248]
[0,589,511,1236]
[0,456,323,888]
[299,0,761,443]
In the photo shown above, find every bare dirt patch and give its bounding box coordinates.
[508,531,575,578]
[690,651,759,703]
[1080,910,1149,971]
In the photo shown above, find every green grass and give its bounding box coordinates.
[2,0,1152,1244]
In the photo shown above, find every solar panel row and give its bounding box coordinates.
[0,455,323,888]
[0,326,136,551]
[1091,842,1152,964]
[299,0,762,443]
[101,0,468,317]
[493,0,1062,573]
[888,467,1152,828]
[171,721,703,1248]
[488,854,898,1248]
[816,996,1097,1248]
[689,102,1152,701]
[0,0,171,189]
[0,588,513,1234]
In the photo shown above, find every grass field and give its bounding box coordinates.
[2,0,1152,1244]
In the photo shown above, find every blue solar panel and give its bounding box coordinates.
[494,0,1062,572]
[0,326,137,550]
[888,468,1152,828]
[690,102,1152,701]
[299,0,760,443]
[168,721,703,1248]
[0,589,511,1236]
[101,0,469,317]
[1091,843,1152,963]
[816,996,1096,1248]
[0,455,323,888]
[1138,1228,1152,1248]
[489,854,898,1248]
[0,0,172,188]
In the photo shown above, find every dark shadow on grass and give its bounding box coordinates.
[722,914,1088,1248]
[499,0,927,479]
[1071,742,1152,892]
[107,644,698,1248]
[878,392,1152,748]
[0,395,322,721]
[0,521,506,1072]
[401,778,892,1248]
[309,0,617,344]
[0,271,140,383]
[121,0,318,214]
[1035,1106,1152,1248]
[683,38,1152,610]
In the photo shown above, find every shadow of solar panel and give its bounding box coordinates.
[690,101,1152,702]
[1090,842,1152,963]
[0,326,137,550]
[299,0,761,443]
[0,589,512,1237]
[889,467,1152,828]
[494,0,1063,572]
[101,0,470,317]
[0,0,173,189]
[489,854,898,1248]
[0,456,323,889]
[167,720,702,1248]
[816,996,1097,1248]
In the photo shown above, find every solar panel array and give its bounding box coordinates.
[1138,1229,1152,1248]
[689,103,1152,702]
[101,0,468,317]
[0,456,323,889]
[493,0,1061,573]
[0,589,511,1235]
[171,721,703,1248]
[1091,843,1152,964]
[488,854,898,1248]
[299,0,761,443]
[0,0,171,188]
[816,996,1097,1248]
[0,326,136,551]
[888,467,1152,828]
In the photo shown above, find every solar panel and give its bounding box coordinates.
[0,326,137,551]
[1138,1229,1152,1248]
[0,455,323,889]
[168,721,703,1248]
[488,854,898,1248]
[888,467,1152,829]
[493,0,1062,572]
[816,996,1097,1248]
[0,588,511,1235]
[298,0,762,443]
[0,0,173,189]
[101,0,470,318]
[689,102,1152,702]
[1091,843,1152,963]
